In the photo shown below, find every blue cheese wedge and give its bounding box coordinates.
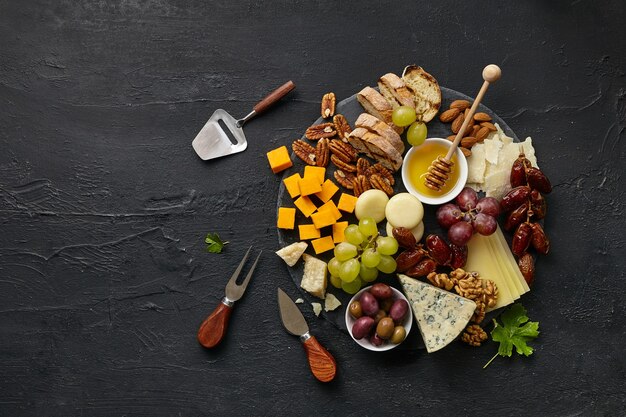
[398,274,476,353]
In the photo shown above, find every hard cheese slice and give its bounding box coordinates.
[465,234,515,311]
[398,274,476,353]
[492,226,530,293]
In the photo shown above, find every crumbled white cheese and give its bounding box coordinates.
[295,298,304,304]
[324,293,342,312]
[311,303,322,317]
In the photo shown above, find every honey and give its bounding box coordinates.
[405,141,460,197]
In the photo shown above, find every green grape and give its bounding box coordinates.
[407,121,427,147]
[334,242,358,261]
[358,217,378,237]
[339,258,360,282]
[392,105,417,127]
[359,263,379,282]
[377,254,397,274]
[344,224,365,245]
[361,248,381,268]
[342,277,363,294]
[377,236,399,256]
[328,257,343,277]
[330,275,342,289]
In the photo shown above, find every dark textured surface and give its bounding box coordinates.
[1,1,624,416]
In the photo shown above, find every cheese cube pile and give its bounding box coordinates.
[277,166,357,254]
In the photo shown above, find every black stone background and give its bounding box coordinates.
[1,1,624,416]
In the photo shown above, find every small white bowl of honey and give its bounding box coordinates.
[401,138,468,205]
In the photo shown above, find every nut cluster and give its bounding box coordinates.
[425,267,498,347]
[439,99,497,157]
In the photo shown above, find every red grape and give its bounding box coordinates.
[476,197,500,217]
[455,187,478,211]
[448,221,474,246]
[473,213,497,235]
[436,203,462,229]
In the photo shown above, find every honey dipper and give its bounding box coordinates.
[424,64,502,191]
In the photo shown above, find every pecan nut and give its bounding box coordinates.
[333,114,352,142]
[321,92,336,119]
[368,163,394,186]
[330,154,357,172]
[315,138,330,167]
[329,139,357,162]
[292,140,317,165]
[352,174,371,197]
[356,158,371,176]
[370,174,393,196]
[305,123,336,140]
[334,169,356,189]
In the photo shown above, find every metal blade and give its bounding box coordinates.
[277,288,309,337]
[192,109,247,161]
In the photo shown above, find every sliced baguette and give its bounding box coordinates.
[355,113,405,155]
[377,73,415,109]
[347,127,373,158]
[348,128,403,172]
[401,65,442,123]
[356,86,403,134]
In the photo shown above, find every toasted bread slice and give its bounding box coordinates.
[378,73,415,109]
[356,87,403,134]
[348,128,403,172]
[355,113,405,155]
[347,127,373,158]
[401,65,442,123]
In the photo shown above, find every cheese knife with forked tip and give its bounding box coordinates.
[277,288,337,382]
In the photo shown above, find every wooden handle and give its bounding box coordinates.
[445,64,501,161]
[197,300,233,348]
[302,336,337,382]
[253,80,296,114]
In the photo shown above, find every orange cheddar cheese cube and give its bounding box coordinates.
[266,146,293,174]
[294,196,317,217]
[277,207,296,229]
[304,166,326,185]
[298,224,321,240]
[314,179,339,203]
[332,221,348,243]
[311,210,336,229]
[311,236,335,254]
[298,177,322,196]
[337,193,358,213]
[283,173,302,198]
[318,200,342,221]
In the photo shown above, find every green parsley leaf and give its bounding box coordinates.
[484,303,539,368]
[205,233,229,253]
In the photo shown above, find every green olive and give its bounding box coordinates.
[349,301,362,319]
[390,325,407,344]
[376,317,395,340]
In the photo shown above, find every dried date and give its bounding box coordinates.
[426,234,452,266]
[526,167,552,194]
[500,186,531,212]
[449,244,468,269]
[510,153,531,188]
[530,223,550,255]
[529,189,547,220]
[405,258,437,278]
[392,227,417,249]
[512,222,533,256]
[518,252,535,287]
[504,202,529,231]
[396,249,425,272]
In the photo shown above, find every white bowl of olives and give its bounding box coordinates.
[345,283,413,351]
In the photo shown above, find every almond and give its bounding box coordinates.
[475,126,491,142]
[480,121,497,131]
[473,112,492,122]
[439,108,460,123]
[460,147,472,158]
[451,114,464,134]
[450,99,471,110]
[461,136,479,148]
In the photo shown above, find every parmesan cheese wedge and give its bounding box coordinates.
[300,254,327,299]
[275,242,308,267]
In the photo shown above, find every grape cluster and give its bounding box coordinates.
[501,151,552,286]
[436,187,500,246]
[328,218,399,294]
[393,227,468,278]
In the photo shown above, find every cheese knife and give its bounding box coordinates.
[277,288,337,382]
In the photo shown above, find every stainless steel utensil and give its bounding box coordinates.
[197,247,261,348]
[277,288,337,382]
[192,81,295,160]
